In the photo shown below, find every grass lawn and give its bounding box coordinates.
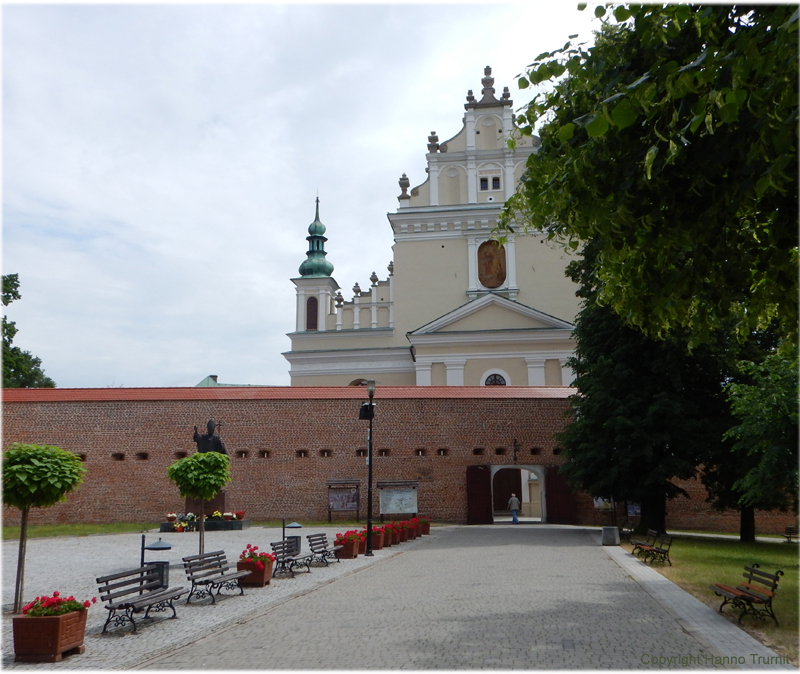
[2,522,158,540]
[624,536,799,665]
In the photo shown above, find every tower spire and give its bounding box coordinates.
[298,198,334,278]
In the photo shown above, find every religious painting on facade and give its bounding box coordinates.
[477,240,506,288]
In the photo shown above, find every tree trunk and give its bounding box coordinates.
[13,506,30,614]
[639,491,666,534]
[199,500,205,555]
[739,505,756,542]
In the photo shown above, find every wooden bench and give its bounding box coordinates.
[630,529,658,556]
[710,564,784,626]
[782,526,798,543]
[638,534,673,565]
[307,532,342,566]
[270,539,313,577]
[182,550,249,604]
[96,565,185,633]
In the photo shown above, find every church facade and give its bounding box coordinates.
[284,67,580,388]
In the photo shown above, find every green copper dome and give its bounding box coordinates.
[298,198,334,278]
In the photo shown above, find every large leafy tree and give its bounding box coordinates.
[502,5,798,347]
[167,452,231,555]
[3,274,55,388]
[724,349,799,514]
[557,241,733,533]
[3,444,86,613]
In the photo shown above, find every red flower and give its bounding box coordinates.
[255,561,264,571]
[83,600,91,608]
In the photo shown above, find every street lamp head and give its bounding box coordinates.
[366,379,376,399]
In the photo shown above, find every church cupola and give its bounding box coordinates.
[298,198,334,278]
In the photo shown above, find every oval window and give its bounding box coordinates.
[477,240,506,288]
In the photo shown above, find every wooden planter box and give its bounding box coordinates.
[237,559,273,587]
[13,610,87,663]
[357,537,367,555]
[371,529,384,550]
[336,539,358,559]
[419,521,431,535]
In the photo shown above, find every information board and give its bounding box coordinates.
[328,486,359,512]
[379,488,418,515]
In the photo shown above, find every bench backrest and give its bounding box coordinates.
[785,526,798,534]
[182,550,231,582]
[655,534,673,550]
[738,564,784,600]
[270,540,296,560]
[97,565,161,604]
[307,533,329,552]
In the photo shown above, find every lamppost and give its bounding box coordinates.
[358,380,376,557]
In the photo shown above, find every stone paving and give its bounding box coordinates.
[2,524,793,670]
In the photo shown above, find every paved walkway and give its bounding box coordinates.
[2,525,793,670]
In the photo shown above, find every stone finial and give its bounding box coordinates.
[370,271,379,286]
[502,86,511,100]
[352,282,361,297]
[398,173,411,201]
[387,261,394,276]
[334,291,344,308]
[427,131,439,153]
[481,66,495,97]
[466,89,475,104]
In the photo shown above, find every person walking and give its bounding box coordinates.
[508,493,521,524]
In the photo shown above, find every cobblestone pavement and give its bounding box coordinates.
[2,524,421,670]
[3,525,792,670]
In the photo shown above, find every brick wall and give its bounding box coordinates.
[1,388,793,535]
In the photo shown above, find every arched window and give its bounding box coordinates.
[485,373,506,386]
[306,296,318,331]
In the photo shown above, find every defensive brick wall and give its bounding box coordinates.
[1,387,793,534]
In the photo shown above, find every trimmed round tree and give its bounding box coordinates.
[167,452,231,555]
[3,443,87,613]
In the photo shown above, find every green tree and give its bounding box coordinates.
[557,241,732,533]
[3,274,55,388]
[167,452,232,555]
[502,5,798,347]
[724,349,799,513]
[3,443,86,613]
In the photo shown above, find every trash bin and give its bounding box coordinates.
[286,536,301,556]
[150,560,170,589]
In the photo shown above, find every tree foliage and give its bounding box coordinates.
[556,241,733,532]
[502,5,798,346]
[2,274,55,388]
[724,349,799,512]
[3,443,86,613]
[167,452,231,501]
[2,443,86,510]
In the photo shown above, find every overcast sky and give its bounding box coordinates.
[3,3,599,388]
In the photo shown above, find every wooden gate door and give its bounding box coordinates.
[466,465,493,524]
[544,466,576,524]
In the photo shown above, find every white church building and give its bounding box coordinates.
[283,67,580,387]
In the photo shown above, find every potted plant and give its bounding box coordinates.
[334,531,360,558]
[3,443,86,614]
[13,591,97,663]
[398,521,409,542]
[367,526,384,550]
[237,544,275,586]
[357,531,367,555]
[381,525,392,548]
[235,510,245,521]
[417,516,431,535]
[166,512,177,522]
[173,520,185,532]
[223,512,234,521]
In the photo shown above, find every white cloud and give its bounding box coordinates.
[3,3,598,388]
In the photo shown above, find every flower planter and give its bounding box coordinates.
[166,516,177,522]
[371,529,384,550]
[223,515,233,521]
[419,521,430,535]
[13,610,87,663]
[399,528,408,542]
[357,537,367,555]
[382,530,392,547]
[336,539,358,559]
[237,560,273,587]
[393,528,401,545]
[408,526,417,540]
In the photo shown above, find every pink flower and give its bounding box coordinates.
[53,591,60,597]
[92,597,97,603]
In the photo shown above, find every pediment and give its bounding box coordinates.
[409,294,573,335]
